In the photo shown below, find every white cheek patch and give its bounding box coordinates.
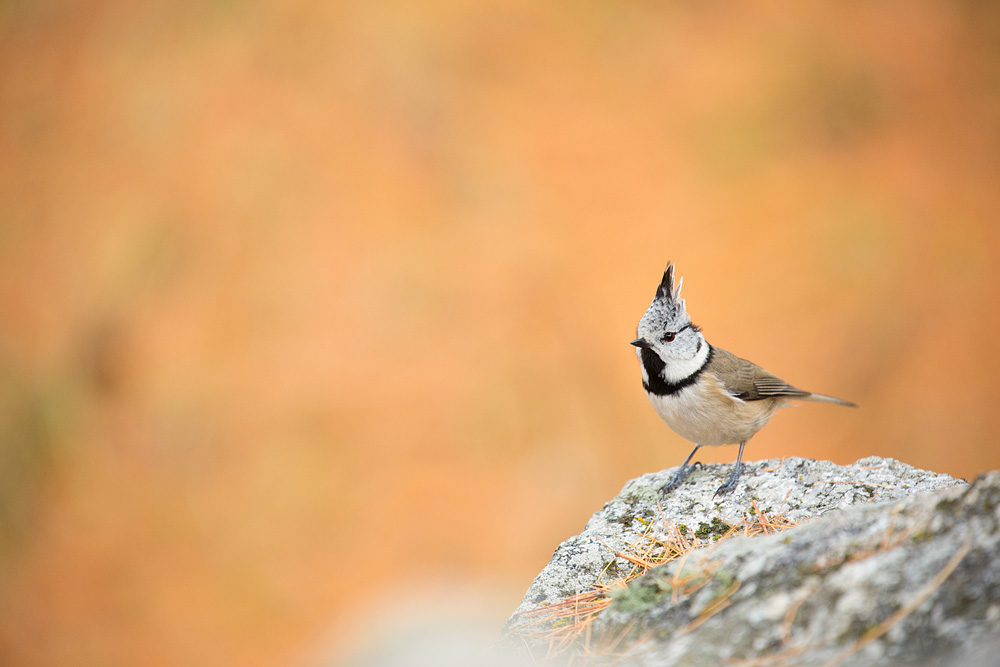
[661,335,710,383]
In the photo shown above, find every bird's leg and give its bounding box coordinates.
[659,444,702,495]
[714,440,747,497]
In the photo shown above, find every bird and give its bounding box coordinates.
[631,263,857,497]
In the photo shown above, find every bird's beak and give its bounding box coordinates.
[630,338,649,349]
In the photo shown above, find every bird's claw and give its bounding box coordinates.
[659,465,693,495]
[713,463,743,498]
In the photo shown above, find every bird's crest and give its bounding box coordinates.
[641,262,691,332]
[655,263,683,302]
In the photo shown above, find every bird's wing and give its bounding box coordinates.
[709,346,810,402]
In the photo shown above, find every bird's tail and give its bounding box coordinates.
[804,392,858,408]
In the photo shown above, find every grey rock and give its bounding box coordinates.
[505,457,960,618]
[499,456,1000,666]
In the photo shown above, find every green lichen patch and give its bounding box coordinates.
[608,576,669,614]
[695,517,733,540]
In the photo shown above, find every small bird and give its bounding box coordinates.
[632,263,857,496]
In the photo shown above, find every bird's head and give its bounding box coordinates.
[631,263,707,376]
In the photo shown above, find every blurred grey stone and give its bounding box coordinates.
[499,456,1000,666]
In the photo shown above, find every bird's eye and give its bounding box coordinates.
[663,331,675,342]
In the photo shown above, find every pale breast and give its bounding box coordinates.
[646,375,779,446]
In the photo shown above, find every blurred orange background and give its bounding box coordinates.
[2,1,999,664]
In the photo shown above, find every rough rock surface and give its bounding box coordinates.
[499,457,1000,665]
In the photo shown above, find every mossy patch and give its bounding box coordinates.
[695,517,733,540]
[609,576,669,613]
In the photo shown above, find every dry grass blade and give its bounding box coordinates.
[680,578,741,635]
[763,459,786,473]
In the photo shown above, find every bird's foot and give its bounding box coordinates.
[659,462,701,495]
[713,462,744,498]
